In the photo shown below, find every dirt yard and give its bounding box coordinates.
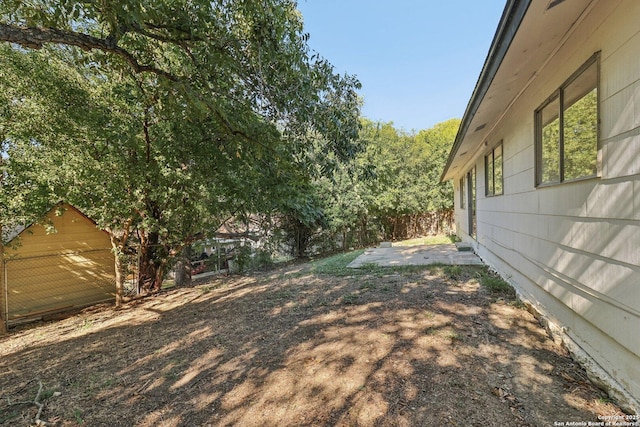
[0,252,626,426]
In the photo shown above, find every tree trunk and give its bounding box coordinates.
[138,231,166,292]
[174,245,192,287]
[393,216,399,241]
[108,234,127,308]
[342,229,348,251]
[154,262,166,291]
[114,250,125,308]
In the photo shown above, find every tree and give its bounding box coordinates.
[0,1,361,303]
[360,118,459,240]
[415,118,461,212]
[352,119,458,239]
[288,118,460,252]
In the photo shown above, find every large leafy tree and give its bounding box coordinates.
[414,118,461,212]
[356,119,457,238]
[312,118,460,245]
[283,118,459,253]
[0,1,360,303]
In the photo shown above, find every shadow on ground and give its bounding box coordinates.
[0,261,624,426]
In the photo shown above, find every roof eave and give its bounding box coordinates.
[440,0,532,182]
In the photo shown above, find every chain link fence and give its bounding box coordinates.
[119,246,141,296]
[2,249,115,325]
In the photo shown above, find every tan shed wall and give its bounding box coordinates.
[4,204,115,321]
[6,204,112,257]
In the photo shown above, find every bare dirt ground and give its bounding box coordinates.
[0,253,626,426]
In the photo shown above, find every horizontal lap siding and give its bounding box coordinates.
[7,205,111,258]
[4,204,115,321]
[457,0,640,406]
[6,250,115,319]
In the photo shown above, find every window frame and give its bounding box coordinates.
[534,52,600,187]
[459,176,466,209]
[485,141,504,197]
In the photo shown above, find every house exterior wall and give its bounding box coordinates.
[3,204,115,321]
[453,0,640,409]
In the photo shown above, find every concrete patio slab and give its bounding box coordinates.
[347,243,483,268]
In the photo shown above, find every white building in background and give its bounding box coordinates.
[441,0,640,412]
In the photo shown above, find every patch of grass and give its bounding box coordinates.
[509,298,527,310]
[273,290,294,300]
[444,265,462,279]
[41,388,56,400]
[424,326,438,335]
[423,310,436,319]
[342,293,358,305]
[447,330,463,342]
[359,281,376,290]
[0,410,20,424]
[310,249,365,276]
[73,409,84,424]
[359,262,380,272]
[597,395,614,404]
[79,319,94,330]
[477,270,514,296]
[425,263,447,274]
[101,378,114,388]
[164,370,180,381]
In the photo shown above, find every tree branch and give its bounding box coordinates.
[132,22,203,43]
[0,23,179,81]
[1,378,55,426]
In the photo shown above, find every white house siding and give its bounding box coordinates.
[454,0,640,410]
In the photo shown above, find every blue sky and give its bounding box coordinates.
[296,0,506,133]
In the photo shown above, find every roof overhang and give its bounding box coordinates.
[441,0,595,181]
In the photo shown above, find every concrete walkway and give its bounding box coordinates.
[347,243,483,268]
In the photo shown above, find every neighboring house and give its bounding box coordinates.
[0,203,115,325]
[442,0,639,411]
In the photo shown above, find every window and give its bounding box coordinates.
[535,53,599,186]
[485,142,503,196]
[459,176,466,209]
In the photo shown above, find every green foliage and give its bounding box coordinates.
[342,293,358,305]
[444,265,462,279]
[1,0,461,277]
[0,0,361,291]
[538,61,597,184]
[309,249,365,276]
[234,245,253,274]
[477,270,514,295]
[563,89,598,180]
[252,249,274,271]
[233,246,273,273]
[304,118,460,250]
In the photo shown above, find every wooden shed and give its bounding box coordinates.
[0,203,115,325]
